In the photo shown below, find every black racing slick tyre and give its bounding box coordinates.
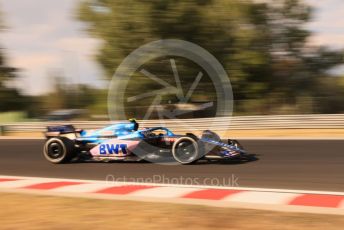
[43,137,76,164]
[172,137,201,164]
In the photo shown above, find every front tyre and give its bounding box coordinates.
[172,137,200,164]
[43,137,75,164]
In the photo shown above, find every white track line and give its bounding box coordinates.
[129,187,200,198]
[224,191,298,205]
[0,178,53,188]
[51,183,116,193]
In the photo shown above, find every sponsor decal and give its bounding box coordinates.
[164,137,176,142]
[99,144,128,155]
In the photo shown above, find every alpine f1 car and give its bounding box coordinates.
[43,119,252,164]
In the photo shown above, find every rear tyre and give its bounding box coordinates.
[172,137,201,164]
[43,137,76,164]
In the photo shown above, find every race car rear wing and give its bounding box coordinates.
[45,125,82,138]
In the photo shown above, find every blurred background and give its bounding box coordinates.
[0,0,343,122]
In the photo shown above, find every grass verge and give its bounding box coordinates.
[0,192,343,230]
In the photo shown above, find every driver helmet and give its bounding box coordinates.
[129,118,139,131]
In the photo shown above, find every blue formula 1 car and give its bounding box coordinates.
[43,119,251,164]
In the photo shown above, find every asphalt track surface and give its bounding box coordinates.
[0,139,343,192]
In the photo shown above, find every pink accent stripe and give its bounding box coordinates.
[95,185,156,195]
[182,189,243,200]
[23,181,83,190]
[0,178,19,182]
[289,194,344,208]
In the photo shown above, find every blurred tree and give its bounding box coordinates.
[77,0,344,116]
[0,10,30,113]
[42,73,98,112]
[0,49,28,112]
[248,0,344,114]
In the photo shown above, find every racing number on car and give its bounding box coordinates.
[99,144,128,155]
